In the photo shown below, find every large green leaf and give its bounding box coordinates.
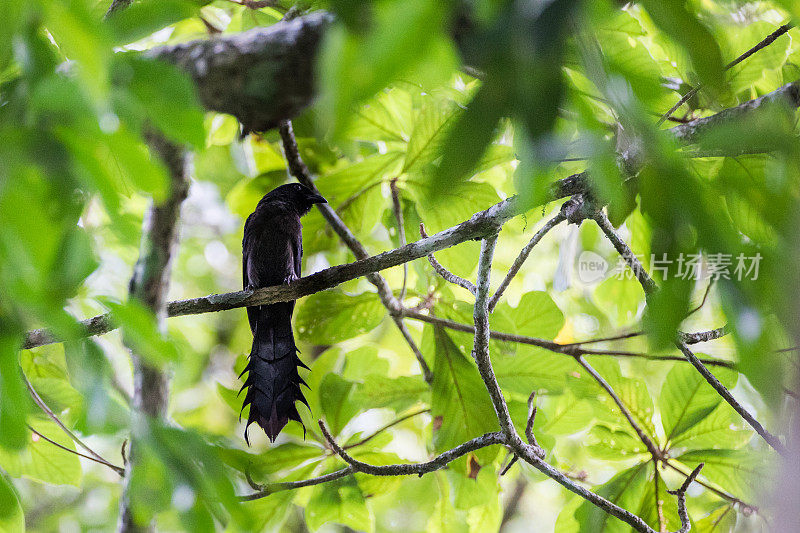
[0,418,82,486]
[295,290,385,344]
[306,473,374,533]
[351,375,429,412]
[659,363,737,446]
[428,327,499,464]
[675,448,769,500]
[0,473,23,533]
[668,404,753,452]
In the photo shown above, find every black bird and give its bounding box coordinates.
[240,183,326,443]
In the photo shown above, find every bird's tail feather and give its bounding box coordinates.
[240,303,308,443]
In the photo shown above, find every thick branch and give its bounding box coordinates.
[117,137,191,533]
[24,196,519,349]
[148,13,333,133]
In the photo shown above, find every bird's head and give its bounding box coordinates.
[263,183,327,216]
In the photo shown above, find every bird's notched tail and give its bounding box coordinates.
[240,302,309,443]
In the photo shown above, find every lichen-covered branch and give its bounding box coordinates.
[148,13,333,133]
[419,223,476,295]
[24,196,520,350]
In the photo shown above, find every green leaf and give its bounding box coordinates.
[675,448,769,499]
[659,363,737,446]
[106,299,180,367]
[112,55,205,148]
[319,374,359,435]
[572,462,652,532]
[586,425,650,461]
[639,0,725,90]
[349,88,414,143]
[0,332,28,450]
[315,152,404,207]
[403,97,459,174]
[295,290,385,344]
[0,418,82,486]
[107,0,205,45]
[428,327,499,464]
[351,375,429,412]
[668,404,752,452]
[497,291,565,340]
[594,276,644,327]
[407,180,500,234]
[694,505,736,533]
[317,0,451,137]
[0,473,23,533]
[306,474,374,533]
[492,349,574,397]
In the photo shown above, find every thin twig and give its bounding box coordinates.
[27,425,124,476]
[420,223,477,295]
[390,179,408,302]
[663,460,757,514]
[593,209,786,455]
[24,375,117,467]
[239,467,354,500]
[489,212,566,311]
[667,464,705,533]
[278,120,433,382]
[320,420,505,477]
[343,408,430,450]
[399,308,734,367]
[575,356,661,460]
[657,23,793,125]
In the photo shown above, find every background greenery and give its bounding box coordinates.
[1,0,799,531]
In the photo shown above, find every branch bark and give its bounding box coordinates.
[117,136,191,533]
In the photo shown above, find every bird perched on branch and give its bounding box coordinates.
[240,183,326,443]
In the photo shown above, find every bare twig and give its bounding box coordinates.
[593,209,786,455]
[399,309,734,367]
[24,375,117,468]
[279,120,436,381]
[239,467,354,500]
[658,23,794,125]
[663,460,757,514]
[419,223,476,294]
[320,420,505,477]
[489,212,566,311]
[667,464,705,533]
[524,392,541,449]
[500,478,527,530]
[27,425,124,476]
[343,408,430,450]
[390,179,408,302]
[574,356,661,460]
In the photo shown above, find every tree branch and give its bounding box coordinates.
[574,355,662,460]
[592,209,786,455]
[658,23,794,125]
[23,196,520,350]
[419,223,476,295]
[117,136,191,533]
[489,211,565,311]
[320,420,505,477]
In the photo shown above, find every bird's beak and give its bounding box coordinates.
[308,192,327,204]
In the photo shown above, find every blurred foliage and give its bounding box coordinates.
[0,0,799,532]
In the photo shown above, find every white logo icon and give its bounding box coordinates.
[577,251,608,284]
